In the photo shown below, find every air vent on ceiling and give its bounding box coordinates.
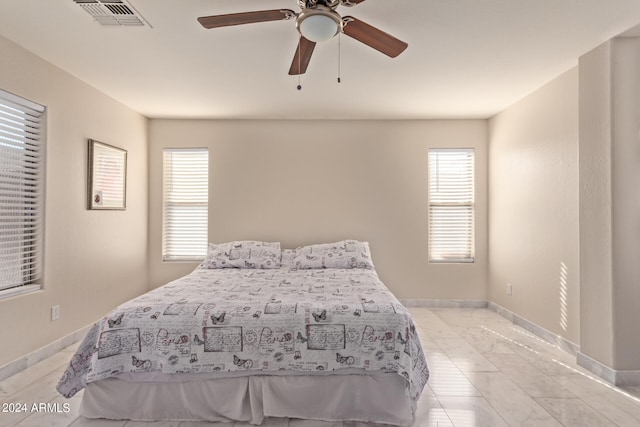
[73,0,150,27]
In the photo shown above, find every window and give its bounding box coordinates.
[428,148,475,263]
[0,90,45,294]
[162,148,208,261]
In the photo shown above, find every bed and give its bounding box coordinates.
[57,240,429,426]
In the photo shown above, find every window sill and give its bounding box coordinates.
[429,260,475,264]
[0,284,42,301]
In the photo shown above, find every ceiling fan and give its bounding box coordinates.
[197,0,408,75]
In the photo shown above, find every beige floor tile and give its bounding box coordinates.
[286,420,342,427]
[449,326,516,355]
[535,397,617,426]
[552,373,625,398]
[411,393,453,427]
[343,422,395,427]
[586,390,640,423]
[0,370,66,426]
[69,419,127,427]
[234,418,289,427]
[426,352,481,397]
[433,338,499,372]
[177,421,236,427]
[125,422,182,427]
[465,371,563,426]
[0,349,72,397]
[438,396,508,427]
[13,395,82,427]
[484,353,576,398]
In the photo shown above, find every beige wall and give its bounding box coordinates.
[579,37,640,371]
[609,37,640,371]
[489,68,580,345]
[149,119,488,300]
[0,36,149,366]
[578,42,615,367]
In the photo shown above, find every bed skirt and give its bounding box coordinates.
[81,373,415,426]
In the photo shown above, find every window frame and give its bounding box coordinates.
[162,148,209,262]
[427,148,475,264]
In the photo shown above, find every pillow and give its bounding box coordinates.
[279,249,295,268]
[201,241,281,269]
[292,240,374,270]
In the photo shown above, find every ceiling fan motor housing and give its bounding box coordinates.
[296,5,342,42]
[298,0,341,10]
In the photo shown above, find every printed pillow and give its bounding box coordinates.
[292,240,374,270]
[201,241,281,269]
[279,249,295,268]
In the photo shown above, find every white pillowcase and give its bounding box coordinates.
[292,240,374,270]
[279,249,295,268]
[201,241,281,269]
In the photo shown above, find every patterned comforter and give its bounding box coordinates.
[57,266,429,400]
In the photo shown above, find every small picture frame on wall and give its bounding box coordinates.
[87,139,127,210]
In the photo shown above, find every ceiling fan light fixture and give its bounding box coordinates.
[297,6,341,42]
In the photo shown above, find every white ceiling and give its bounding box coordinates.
[1,0,640,119]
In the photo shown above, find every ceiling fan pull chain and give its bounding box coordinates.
[337,32,341,83]
[297,35,303,90]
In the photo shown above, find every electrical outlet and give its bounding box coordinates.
[51,305,61,321]
[506,283,513,295]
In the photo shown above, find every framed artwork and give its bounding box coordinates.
[87,139,127,210]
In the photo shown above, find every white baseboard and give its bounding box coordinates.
[487,301,580,356]
[0,324,91,382]
[576,351,640,386]
[399,299,488,308]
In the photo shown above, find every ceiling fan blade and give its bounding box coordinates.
[288,37,316,75]
[341,16,408,58]
[198,9,296,29]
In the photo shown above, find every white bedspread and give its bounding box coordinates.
[57,266,429,401]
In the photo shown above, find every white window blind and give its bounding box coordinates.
[0,90,45,291]
[428,148,475,263]
[162,149,208,261]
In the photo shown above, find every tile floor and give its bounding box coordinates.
[1,307,640,426]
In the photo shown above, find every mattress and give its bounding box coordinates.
[57,249,428,425]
